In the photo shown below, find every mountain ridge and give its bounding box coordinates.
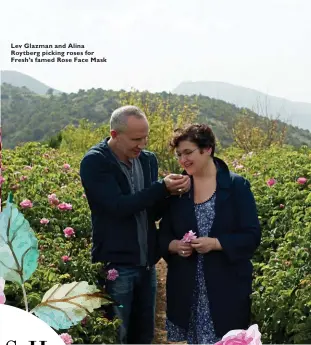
[173,81,311,130]
[1,70,62,95]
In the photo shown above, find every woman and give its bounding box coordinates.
[159,124,261,344]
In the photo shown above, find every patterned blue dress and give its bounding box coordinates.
[166,193,221,344]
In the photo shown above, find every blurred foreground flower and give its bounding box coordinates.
[214,324,261,345]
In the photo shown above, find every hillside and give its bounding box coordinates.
[1,70,62,95]
[1,84,311,149]
[173,81,311,131]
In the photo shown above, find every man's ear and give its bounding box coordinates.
[110,130,118,139]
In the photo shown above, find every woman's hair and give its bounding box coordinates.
[170,123,216,157]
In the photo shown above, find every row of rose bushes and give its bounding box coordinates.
[0,142,310,343]
[0,143,121,344]
[221,145,311,343]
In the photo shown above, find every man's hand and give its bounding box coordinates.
[191,237,222,254]
[168,239,193,257]
[164,174,190,195]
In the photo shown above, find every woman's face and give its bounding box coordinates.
[175,140,211,175]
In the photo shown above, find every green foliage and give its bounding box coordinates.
[2,84,311,149]
[232,110,287,151]
[60,119,109,155]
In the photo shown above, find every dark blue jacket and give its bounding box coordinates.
[159,157,261,337]
[80,138,169,265]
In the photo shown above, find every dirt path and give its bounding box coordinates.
[154,259,170,344]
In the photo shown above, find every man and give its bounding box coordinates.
[80,105,190,344]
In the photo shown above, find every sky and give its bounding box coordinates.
[0,0,310,103]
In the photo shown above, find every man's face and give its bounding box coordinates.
[112,116,149,159]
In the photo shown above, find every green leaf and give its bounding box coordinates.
[31,281,111,330]
[0,194,39,284]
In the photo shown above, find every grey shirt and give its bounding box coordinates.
[109,148,148,266]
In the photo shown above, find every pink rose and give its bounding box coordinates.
[20,199,33,208]
[58,202,73,211]
[215,324,262,345]
[297,177,307,185]
[63,163,70,170]
[59,333,73,344]
[20,175,28,181]
[266,178,276,187]
[0,176,5,185]
[280,204,285,209]
[61,255,71,263]
[40,218,49,225]
[182,230,197,243]
[63,227,75,238]
[48,193,59,205]
[107,268,119,281]
[0,278,5,304]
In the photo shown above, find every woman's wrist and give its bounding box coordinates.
[214,238,222,250]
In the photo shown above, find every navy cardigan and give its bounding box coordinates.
[80,138,169,265]
[158,157,261,337]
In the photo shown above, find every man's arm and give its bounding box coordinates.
[80,152,170,218]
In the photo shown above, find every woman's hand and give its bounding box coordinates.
[168,239,193,257]
[191,237,222,254]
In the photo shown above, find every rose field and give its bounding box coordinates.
[0,139,310,344]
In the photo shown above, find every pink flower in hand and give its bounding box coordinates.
[267,178,276,187]
[182,230,197,243]
[107,269,119,281]
[0,278,6,304]
[215,324,262,345]
[20,199,33,208]
[63,227,75,238]
[297,177,307,184]
[60,333,73,344]
[61,255,71,263]
[40,218,49,225]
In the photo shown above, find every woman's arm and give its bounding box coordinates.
[158,206,193,261]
